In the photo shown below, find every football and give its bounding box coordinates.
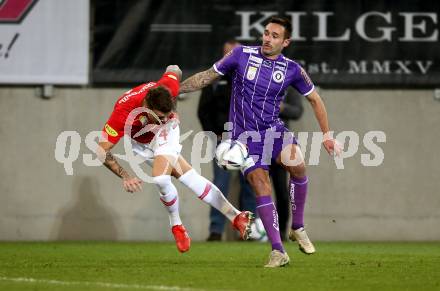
[215,139,249,171]
[250,217,268,242]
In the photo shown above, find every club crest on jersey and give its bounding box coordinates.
[139,115,148,125]
[272,70,285,83]
[246,66,258,80]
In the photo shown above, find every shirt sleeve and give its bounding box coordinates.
[101,110,125,145]
[291,66,315,96]
[213,46,241,76]
[157,72,180,97]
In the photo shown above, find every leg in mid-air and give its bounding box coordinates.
[148,118,252,252]
[207,164,232,241]
[142,120,191,254]
[276,143,316,254]
[151,154,190,253]
[246,167,290,268]
[171,156,253,240]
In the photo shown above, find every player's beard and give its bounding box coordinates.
[262,43,272,55]
[262,45,279,58]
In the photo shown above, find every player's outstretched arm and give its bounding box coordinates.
[179,67,220,93]
[306,90,342,157]
[97,141,142,193]
[306,90,330,133]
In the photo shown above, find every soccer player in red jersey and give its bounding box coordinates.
[97,65,253,253]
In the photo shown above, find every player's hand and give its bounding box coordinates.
[123,177,143,193]
[322,133,343,157]
[166,65,182,80]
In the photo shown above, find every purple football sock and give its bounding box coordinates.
[290,176,308,230]
[256,195,284,253]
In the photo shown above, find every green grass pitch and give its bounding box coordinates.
[0,242,439,291]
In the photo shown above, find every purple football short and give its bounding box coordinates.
[238,126,297,177]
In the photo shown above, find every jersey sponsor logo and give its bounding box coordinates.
[262,60,273,68]
[246,66,258,80]
[272,70,285,83]
[166,74,177,80]
[118,95,130,104]
[275,65,285,70]
[243,47,258,54]
[300,68,313,86]
[118,82,156,104]
[249,61,260,68]
[105,124,118,137]
[249,55,263,64]
[276,61,287,66]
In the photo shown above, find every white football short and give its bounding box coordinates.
[131,119,182,165]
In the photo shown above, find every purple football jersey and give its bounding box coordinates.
[214,45,314,139]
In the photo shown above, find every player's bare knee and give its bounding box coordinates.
[171,166,192,179]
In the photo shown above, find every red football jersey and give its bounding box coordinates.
[102,72,179,144]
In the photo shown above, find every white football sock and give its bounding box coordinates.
[153,175,182,226]
[178,169,239,222]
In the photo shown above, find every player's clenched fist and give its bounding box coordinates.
[166,65,182,80]
[123,177,143,193]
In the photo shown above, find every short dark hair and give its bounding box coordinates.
[146,86,173,113]
[267,16,292,39]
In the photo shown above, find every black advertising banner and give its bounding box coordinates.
[93,0,440,87]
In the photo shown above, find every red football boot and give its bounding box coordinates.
[232,211,254,240]
[171,225,191,253]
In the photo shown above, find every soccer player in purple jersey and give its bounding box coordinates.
[180,16,341,267]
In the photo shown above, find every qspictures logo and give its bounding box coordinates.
[0,0,38,23]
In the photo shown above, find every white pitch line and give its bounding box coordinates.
[0,276,208,291]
